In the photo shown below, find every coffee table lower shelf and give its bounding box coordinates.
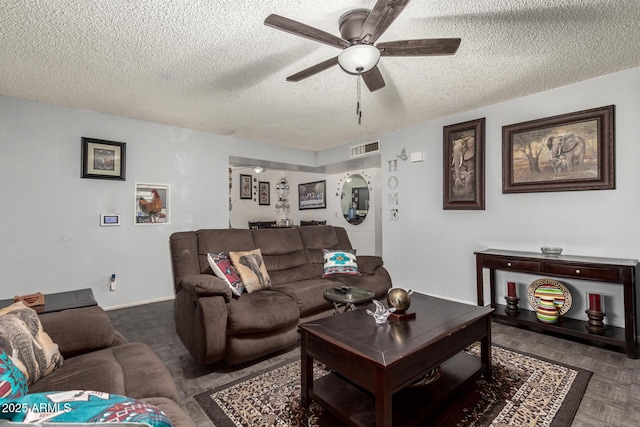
[310,351,482,427]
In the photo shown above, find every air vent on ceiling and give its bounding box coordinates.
[350,140,379,158]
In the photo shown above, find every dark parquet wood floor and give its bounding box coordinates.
[107,300,640,427]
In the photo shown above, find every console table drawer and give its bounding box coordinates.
[544,263,620,281]
[483,256,541,272]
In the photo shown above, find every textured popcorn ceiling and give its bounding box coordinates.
[1,1,640,151]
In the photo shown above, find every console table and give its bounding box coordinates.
[475,249,638,358]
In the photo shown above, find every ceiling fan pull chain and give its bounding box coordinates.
[356,68,363,125]
[356,82,360,117]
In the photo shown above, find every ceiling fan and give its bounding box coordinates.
[264,0,461,92]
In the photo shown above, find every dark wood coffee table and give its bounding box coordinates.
[299,293,493,427]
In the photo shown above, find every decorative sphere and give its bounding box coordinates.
[387,288,411,313]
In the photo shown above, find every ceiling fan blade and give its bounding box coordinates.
[378,38,461,56]
[358,0,411,44]
[361,66,385,92]
[286,56,339,82]
[265,14,350,50]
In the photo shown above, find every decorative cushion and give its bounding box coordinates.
[0,302,63,385]
[229,249,272,294]
[0,390,172,426]
[0,348,27,400]
[207,252,245,296]
[322,249,361,277]
[356,255,384,275]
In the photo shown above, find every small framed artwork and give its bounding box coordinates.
[239,174,252,199]
[503,105,615,193]
[299,180,326,210]
[135,183,170,224]
[259,181,270,205]
[443,118,485,210]
[81,137,126,180]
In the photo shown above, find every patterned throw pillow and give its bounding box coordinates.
[0,390,172,426]
[322,249,361,277]
[0,302,63,386]
[0,348,27,400]
[207,252,245,296]
[229,249,272,294]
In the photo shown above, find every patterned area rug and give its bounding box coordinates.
[195,344,591,427]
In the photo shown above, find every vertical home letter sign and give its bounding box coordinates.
[387,159,399,220]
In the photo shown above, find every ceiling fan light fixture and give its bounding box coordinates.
[338,44,380,74]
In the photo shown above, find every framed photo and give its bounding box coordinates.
[239,174,252,199]
[503,105,615,193]
[81,137,126,180]
[298,180,326,210]
[135,183,170,224]
[259,181,270,205]
[443,118,485,210]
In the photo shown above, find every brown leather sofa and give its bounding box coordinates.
[169,225,392,365]
[33,306,195,426]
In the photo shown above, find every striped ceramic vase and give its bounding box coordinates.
[536,295,559,323]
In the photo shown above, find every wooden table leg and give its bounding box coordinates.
[301,332,313,407]
[374,368,392,427]
[481,315,492,380]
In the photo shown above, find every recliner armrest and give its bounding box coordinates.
[39,306,117,358]
[180,273,232,302]
[357,255,384,275]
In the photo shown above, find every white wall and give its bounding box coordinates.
[379,66,640,328]
[229,167,381,256]
[3,65,640,322]
[229,169,328,228]
[0,96,314,309]
[229,168,285,228]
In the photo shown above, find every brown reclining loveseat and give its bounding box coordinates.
[30,306,195,426]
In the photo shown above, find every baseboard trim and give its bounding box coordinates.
[425,292,474,306]
[103,295,175,311]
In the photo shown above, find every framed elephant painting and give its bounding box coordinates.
[502,105,615,193]
[443,117,486,210]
